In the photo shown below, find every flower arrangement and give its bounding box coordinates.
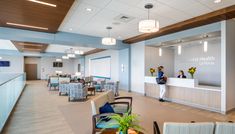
[188,67,196,79]
[108,111,144,134]
[149,68,156,76]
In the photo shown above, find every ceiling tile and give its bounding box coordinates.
[59,0,235,39]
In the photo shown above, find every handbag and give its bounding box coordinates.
[156,77,167,84]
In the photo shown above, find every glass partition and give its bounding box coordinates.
[0,73,25,132]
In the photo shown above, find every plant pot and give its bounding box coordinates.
[119,130,127,134]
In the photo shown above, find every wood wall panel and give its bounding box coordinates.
[0,0,74,32]
[145,83,221,112]
[124,5,235,44]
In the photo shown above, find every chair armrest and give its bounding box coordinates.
[153,121,161,134]
[115,96,132,100]
[115,97,133,107]
[109,102,129,112]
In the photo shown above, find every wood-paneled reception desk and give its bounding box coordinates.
[144,76,221,113]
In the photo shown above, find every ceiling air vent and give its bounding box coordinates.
[114,14,135,23]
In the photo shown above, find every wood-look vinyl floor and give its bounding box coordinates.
[2,81,235,134]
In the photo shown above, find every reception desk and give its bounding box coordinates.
[144,76,221,113]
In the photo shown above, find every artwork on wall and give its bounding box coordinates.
[53,62,63,67]
[0,61,10,67]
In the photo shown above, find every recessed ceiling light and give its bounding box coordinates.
[6,22,48,30]
[0,57,2,60]
[27,0,57,7]
[118,36,122,39]
[86,8,92,12]
[214,0,222,3]
[69,28,73,31]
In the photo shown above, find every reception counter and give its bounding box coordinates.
[144,76,221,113]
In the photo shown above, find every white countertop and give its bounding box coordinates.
[145,76,221,91]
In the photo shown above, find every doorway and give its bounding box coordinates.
[25,64,37,80]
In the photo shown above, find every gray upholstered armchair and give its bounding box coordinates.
[68,83,87,101]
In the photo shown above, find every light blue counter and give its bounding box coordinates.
[0,73,26,132]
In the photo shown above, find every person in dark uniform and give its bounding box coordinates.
[177,70,186,78]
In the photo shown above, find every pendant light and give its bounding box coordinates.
[139,3,159,33]
[102,27,116,45]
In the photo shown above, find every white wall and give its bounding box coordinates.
[40,57,75,79]
[0,55,24,73]
[85,50,119,82]
[222,19,235,112]
[131,42,145,94]
[74,57,85,77]
[145,46,174,77]
[24,57,41,79]
[119,48,129,91]
[174,38,221,86]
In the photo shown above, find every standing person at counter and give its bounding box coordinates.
[156,66,167,102]
[177,70,187,78]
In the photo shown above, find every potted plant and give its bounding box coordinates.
[188,67,196,79]
[149,68,156,76]
[107,112,144,134]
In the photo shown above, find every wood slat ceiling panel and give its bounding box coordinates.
[123,5,235,44]
[83,49,106,56]
[0,0,74,32]
[12,41,48,53]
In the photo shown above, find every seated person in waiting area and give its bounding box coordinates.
[177,70,186,78]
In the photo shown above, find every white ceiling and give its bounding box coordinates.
[0,39,17,50]
[0,39,95,54]
[45,44,95,53]
[59,0,235,39]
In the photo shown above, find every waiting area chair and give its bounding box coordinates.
[153,121,235,134]
[68,83,88,101]
[215,122,235,134]
[90,90,132,134]
[49,76,59,90]
[104,81,120,96]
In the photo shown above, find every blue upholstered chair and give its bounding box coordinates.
[94,80,106,92]
[49,77,59,90]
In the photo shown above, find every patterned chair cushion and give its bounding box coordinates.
[59,83,69,95]
[96,119,119,129]
[68,83,87,100]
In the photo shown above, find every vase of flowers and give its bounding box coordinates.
[188,67,196,79]
[107,111,143,134]
[150,68,156,76]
